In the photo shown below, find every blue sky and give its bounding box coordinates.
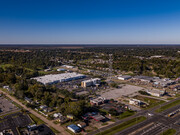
[0,0,180,44]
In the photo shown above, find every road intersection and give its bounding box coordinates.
[88,97,180,135]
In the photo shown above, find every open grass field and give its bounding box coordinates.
[133,95,165,109]
[160,129,176,135]
[117,110,135,120]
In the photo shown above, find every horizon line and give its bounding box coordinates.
[1,43,180,46]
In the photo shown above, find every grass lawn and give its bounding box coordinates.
[156,99,180,112]
[117,110,135,120]
[96,116,146,135]
[29,113,46,125]
[160,129,176,135]
[0,110,21,119]
[167,97,174,100]
[133,95,165,109]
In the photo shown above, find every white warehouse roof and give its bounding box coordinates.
[32,72,86,85]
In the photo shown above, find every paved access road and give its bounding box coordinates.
[0,89,69,135]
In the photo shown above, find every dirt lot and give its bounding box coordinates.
[98,84,144,100]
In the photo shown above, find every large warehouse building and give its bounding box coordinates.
[32,72,86,85]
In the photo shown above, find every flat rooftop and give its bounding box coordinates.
[118,75,132,78]
[147,89,165,94]
[82,78,100,83]
[32,72,86,84]
[133,76,153,81]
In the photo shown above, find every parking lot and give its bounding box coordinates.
[0,112,32,135]
[98,84,144,100]
[0,96,20,116]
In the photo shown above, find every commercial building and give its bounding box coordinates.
[153,78,176,88]
[101,103,124,114]
[32,72,86,85]
[129,98,144,106]
[26,124,55,135]
[133,76,153,83]
[146,89,165,97]
[118,75,132,80]
[90,97,107,106]
[132,76,176,88]
[90,114,106,122]
[67,124,81,133]
[81,78,101,87]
